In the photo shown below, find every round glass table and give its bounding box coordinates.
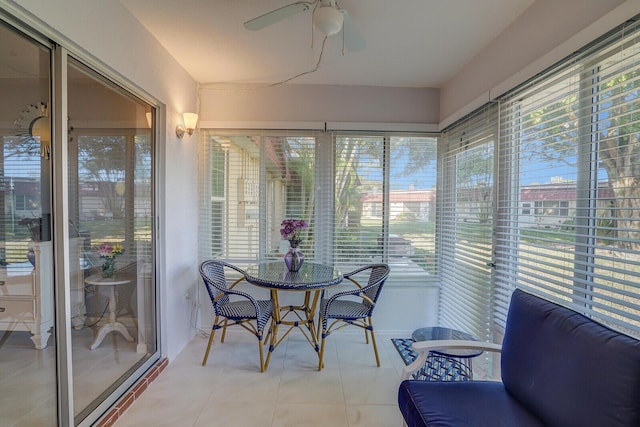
[411,326,482,358]
[244,261,343,370]
[410,326,482,381]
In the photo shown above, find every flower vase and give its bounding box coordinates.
[101,257,116,278]
[284,240,304,272]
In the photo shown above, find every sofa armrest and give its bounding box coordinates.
[401,339,503,380]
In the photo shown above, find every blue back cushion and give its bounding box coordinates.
[501,289,640,427]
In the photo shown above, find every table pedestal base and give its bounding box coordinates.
[85,275,135,350]
[90,321,134,350]
[264,290,321,370]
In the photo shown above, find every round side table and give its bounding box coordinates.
[410,326,482,381]
[85,275,134,350]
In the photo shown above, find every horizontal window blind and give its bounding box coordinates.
[497,18,640,337]
[333,134,438,274]
[199,130,438,282]
[199,130,316,265]
[389,136,438,275]
[439,104,498,342]
[334,135,385,267]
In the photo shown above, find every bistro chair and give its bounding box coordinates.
[199,260,274,372]
[317,263,390,370]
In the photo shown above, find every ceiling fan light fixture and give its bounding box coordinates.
[313,6,343,36]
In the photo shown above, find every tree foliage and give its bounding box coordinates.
[521,64,640,249]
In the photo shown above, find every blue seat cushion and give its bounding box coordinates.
[398,380,544,427]
[502,289,640,427]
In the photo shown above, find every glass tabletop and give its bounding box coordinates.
[411,326,483,358]
[244,261,343,291]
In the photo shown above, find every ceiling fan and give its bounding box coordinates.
[243,0,366,52]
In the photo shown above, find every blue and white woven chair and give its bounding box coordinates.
[199,260,274,372]
[317,263,390,370]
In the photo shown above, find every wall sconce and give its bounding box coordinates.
[176,112,198,139]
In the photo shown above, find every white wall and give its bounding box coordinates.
[200,83,440,126]
[9,0,200,361]
[439,0,634,126]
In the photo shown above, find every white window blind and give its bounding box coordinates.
[199,130,316,264]
[199,130,438,280]
[334,135,385,267]
[440,104,498,342]
[333,134,438,275]
[497,18,640,336]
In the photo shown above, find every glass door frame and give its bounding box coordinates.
[1,7,163,425]
[52,45,163,427]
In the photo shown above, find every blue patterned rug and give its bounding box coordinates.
[391,338,474,381]
[391,338,417,365]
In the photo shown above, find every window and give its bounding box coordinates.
[199,131,316,263]
[67,58,156,422]
[495,18,640,336]
[438,16,640,349]
[440,105,497,342]
[199,130,438,280]
[334,134,437,274]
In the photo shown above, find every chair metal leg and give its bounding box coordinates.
[318,332,326,371]
[220,318,229,343]
[202,327,216,366]
[264,317,274,345]
[258,334,266,372]
[368,317,381,367]
[264,321,279,371]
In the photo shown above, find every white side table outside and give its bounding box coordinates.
[85,275,134,350]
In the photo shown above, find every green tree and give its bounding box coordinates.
[522,66,640,249]
[77,135,126,219]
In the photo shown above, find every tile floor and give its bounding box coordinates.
[1,322,144,427]
[114,330,408,427]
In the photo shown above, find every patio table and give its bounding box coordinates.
[244,261,342,370]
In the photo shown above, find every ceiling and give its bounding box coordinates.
[120,0,534,88]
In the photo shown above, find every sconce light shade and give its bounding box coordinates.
[176,112,198,139]
[183,112,198,130]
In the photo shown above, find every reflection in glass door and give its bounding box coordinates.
[0,22,57,426]
[1,15,158,426]
[67,58,156,423]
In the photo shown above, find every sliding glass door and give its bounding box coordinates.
[0,17,158,426]
[67,58,156,424]
[0,20,57,426]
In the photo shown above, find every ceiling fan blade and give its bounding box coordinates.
[341,10,366,52]
[244,2,313,31]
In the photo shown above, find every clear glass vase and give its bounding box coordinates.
[101,257,116,278]
[284,240,304,272]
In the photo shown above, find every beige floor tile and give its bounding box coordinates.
[195,401,275,427]
[278,368,344,404]
[2,327,409,427]
[112,331,406,426]
[114,397,203,427]
[272,403,349,427]
[333,332,394,369]
[346,404,405,427]
[207,367,282,404]
[341,367,402,405]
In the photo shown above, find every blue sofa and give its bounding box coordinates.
[398,289,640,427]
